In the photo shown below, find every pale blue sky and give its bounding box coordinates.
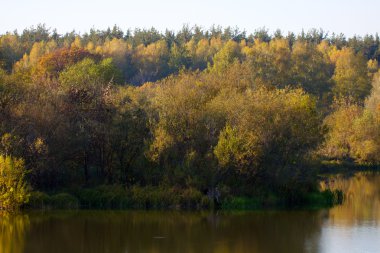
[1,0,379,37]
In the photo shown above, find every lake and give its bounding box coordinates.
[1,172,380,253]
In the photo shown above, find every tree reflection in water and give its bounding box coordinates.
[321,171,380,225]
[0,213,29,253]
[1,210,325,253]
[1,172,380,253]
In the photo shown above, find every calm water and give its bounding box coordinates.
[1,172,380,253]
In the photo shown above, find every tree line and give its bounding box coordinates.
[0,25,379,210]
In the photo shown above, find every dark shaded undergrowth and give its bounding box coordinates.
[25,186,343,211]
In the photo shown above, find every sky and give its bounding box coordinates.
[1,0,379,37]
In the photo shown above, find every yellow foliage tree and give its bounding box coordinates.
[332,47,371,101]
[0,155,30,211]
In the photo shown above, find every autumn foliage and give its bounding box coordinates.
[0,25,380,208]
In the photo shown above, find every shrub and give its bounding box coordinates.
[304,189,344,208]
[50,193,79,209]
[130,186,177,209]
[221,197,261,210]
[27,192,80,210]
[27,191,50,209]
[0,155,30,211]
[179,188,203,209]
[76,185,131,209]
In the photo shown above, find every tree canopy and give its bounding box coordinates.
[0,25,379,208]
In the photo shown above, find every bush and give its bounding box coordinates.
[179,188,203,209]
[304,189,344,208]
[221,197,261,210]
[25,186,344,211]
[76,185,131,209]
[0,155,30,211]
[130,186,179,209]
[75,185,208,210]
[27,191,50,209]
[50,193,79,209]
[26,192,80,210]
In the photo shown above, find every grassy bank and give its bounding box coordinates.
[221,189,343,210]
[26,186,211,210]
[25,185,342,211]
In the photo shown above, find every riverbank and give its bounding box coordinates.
[25,185,342,211]
[5,172,380,253]
[319,160,380,174]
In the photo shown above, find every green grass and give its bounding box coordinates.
[27,191,79,210]
[221,197,262,210]
[303,189,343,208]
[25,186,342,211]
[26,186,211,210]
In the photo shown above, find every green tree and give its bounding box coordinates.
[213,87,323,189]
[109,86,149,184]
[210,40,241,74]
[168,43,191,73]
[291,41,333,97]
[147,73,217,188]
[59,57,122,86]
[214,125,260,174]
[58,58,119,183]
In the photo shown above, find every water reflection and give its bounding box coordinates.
[1,172,380,253]
[321,171,380,225]
[1,210,325,253]
[0,213,29,253]
[318,172,380,253]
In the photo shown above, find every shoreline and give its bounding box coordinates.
[24,187,342,211]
